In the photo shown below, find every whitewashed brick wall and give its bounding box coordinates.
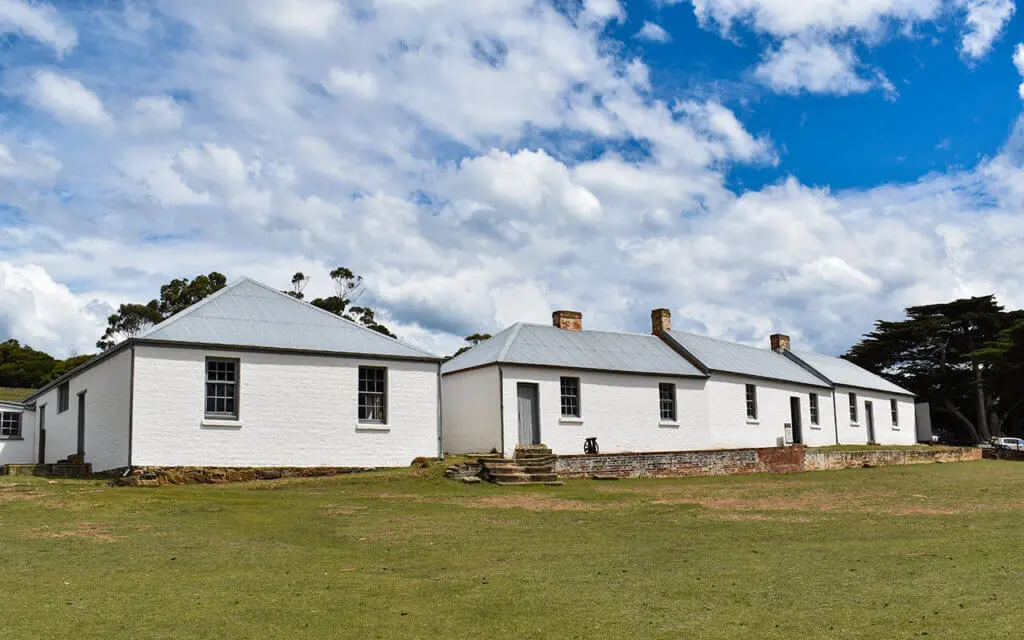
[131,345,439,467]
[441,365,502,454]
[0,402,35,465]
[834,386,917,445]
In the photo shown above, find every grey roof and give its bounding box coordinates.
[0,400,28,411]
[787,350,914,396]
[136,277,439,361]
[442,323,706,377]
[664,331,831,388]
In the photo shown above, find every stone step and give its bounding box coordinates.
[493,480,565,487]
[522,473,559,482]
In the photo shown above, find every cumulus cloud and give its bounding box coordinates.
[753,39,878,96]
[0,0,76,56]
[636,21,671,42]
[1015,43,1024,99]
[22,71,113,129]
[0,263,108,357]
[958,0,1015,59]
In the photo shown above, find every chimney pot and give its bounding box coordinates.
[770,334,791,352]
[552,310,583,331]
[651,308,671,334]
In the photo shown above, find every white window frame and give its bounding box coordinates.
[890,398,899,428]
[849,392,858,424]
[659,382,677,423]
[560,376,581,418]
[57,381,70,414]
[0,412,21,439]
[809,393,820,426]
[205,357,240,420]
[358,366,388,424]
[745,384,758,421]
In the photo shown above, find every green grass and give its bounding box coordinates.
[1,460,1022,639]
[0,387,33,402]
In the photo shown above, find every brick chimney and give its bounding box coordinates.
[770,334,791,352]
[651,308,671,334]
[552,310,582,331]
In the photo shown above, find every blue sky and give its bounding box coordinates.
[2,0,1024,358]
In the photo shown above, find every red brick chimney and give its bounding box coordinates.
[651,308,671,334]
[552,310,582,331]
[770,334,791,352]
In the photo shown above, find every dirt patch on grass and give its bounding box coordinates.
[29,523,121,542]
[457,495,599,511]
[698,513,812,522]
[321,504,368,516]
[0,484,42,502]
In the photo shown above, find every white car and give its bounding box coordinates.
[992,437,1024,451]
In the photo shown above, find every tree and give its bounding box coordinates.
[845,296,1024,443]
[0,339,92,389]
[448,333,492,360]
[309,266,395,337]
[285,272,309,300]
[97,272,227,350]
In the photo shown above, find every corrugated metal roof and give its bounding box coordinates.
[137,277,439,361]
[442,323,706,377]
[665,331,830,388]
[787,350,914,396]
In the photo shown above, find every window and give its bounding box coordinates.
[57,381,69,414]
[205,358,239,419]
[659,383,677,422]
[891,399,899,427]
[745,384,758,421]
[358,366,388,423]
[849,392,858,423]
[0,412,21,439]
[560,376,581,418]
[809,393,820,425]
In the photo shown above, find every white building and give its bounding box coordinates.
[12,278,442,472]
[0,400,33,466]
[442,308,917,456]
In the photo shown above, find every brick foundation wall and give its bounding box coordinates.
[114,466,378,486]
[555,446,979,479]
[805,447,980,471]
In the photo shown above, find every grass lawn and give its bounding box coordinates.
[1,460,1022,639]
[0,387,33,402]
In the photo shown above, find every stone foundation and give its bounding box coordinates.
[554,446,979,479]
[114,465,379,486]
[982,448,1024,461]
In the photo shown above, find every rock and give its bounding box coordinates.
[462,476,482,484]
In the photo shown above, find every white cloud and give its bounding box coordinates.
[1014,43,1024,99]
[636,21,671,42]
[325,69,379,100]
[753,38,877,96]
[23,71,113,129]
[688,0,942,37]
[0,263,107,357]
[958,0,1015,59]
[130,95,184,132]
[0,0,76,56]
[245,0,342,39]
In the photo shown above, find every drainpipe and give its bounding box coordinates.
[436,362,443,460]
[831,388,840,445]
[127,343,135,471]
[498,365,505,457]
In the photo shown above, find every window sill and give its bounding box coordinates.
[850,423,860,428]
[658,421,680,428]
[558,417,584,425]
[0,436,24,441]
[356,424,391,432]
[809,425,822,430]
[201,419,242,428]
[746,419,760,425]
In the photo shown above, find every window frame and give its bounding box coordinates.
[57,381,70,414]
[0,411,22,439]
[745,384,758,421]
[809,393,820,426]
[204,357,241,420]
[560,376,582,418]
[358,366,389,425]
[659,382,677,422]
[890,398,899,427]
[849,392,858,424]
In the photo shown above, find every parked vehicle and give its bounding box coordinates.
[991,437,1024,451]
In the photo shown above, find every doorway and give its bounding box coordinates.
[516,383,540,446]
[865,401,876,444]
[76,391,87,456]
[789,396,803,445]
[38,405,46,464]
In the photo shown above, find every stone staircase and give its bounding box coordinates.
[1,454,92,478]
[478,445,563,486]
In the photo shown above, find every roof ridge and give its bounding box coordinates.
[242,277,438,358]
[516,322,662,339]
[136,277,249,340]
[496,322,524,362]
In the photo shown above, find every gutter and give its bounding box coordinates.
[128,343,135,469]
[436,361,443,459]
[831,387,841,445]
[498,364,505,457]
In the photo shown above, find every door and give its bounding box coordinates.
[789,397,803,445]
[76,391,86,456]
[38,405,46,464]
[516,383,540,445]
[865,401,876,444]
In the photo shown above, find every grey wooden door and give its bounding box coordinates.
[77,391,86,456]
[865,401,876,444]
[517,383,540,445]
[38,405,46,464]
[789,397,803,445]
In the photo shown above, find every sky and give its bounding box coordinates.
[3,0,1024,359]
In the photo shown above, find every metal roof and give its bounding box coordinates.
[442,323,706,377]
[0,400,28,411]
[664,331,831,388]
[786,350,914,396]
[136,277,439,361]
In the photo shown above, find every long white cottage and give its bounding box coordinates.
[441,308,917,456]
[13,277,442,472]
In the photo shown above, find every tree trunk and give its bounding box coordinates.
[972,359,992,440]
[942,397,982,443]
